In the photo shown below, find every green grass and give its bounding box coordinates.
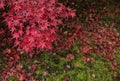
[5,47,120,81]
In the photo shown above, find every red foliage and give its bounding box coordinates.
[2,0,75,55]
[0,1,4,9]
[66,53,75,61]
[0,0,75,80]
[55,1,120,70]
[0,0,120,80]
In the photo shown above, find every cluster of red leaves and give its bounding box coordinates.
[0,26,21,81]
[0,0,4,9]
[0,0,75,80]
[1,58,38,81]
[0,44,37,81]
[66,53,75,61]
[79,4,120,70]
[1,0,75,56]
